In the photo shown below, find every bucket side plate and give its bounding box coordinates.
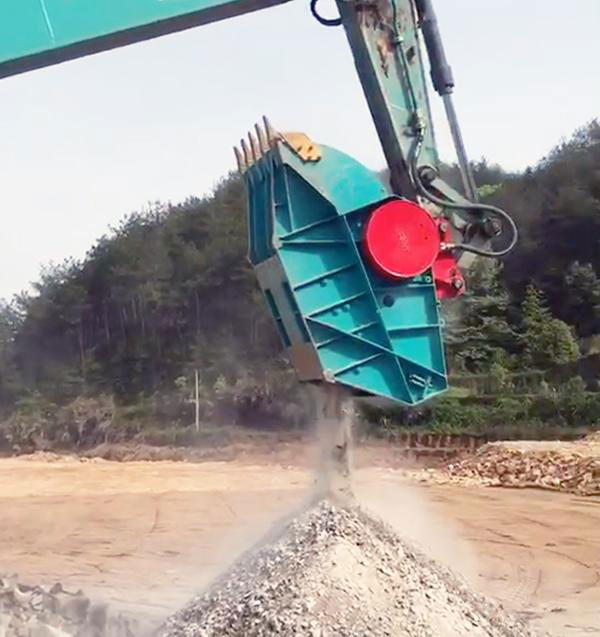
[240,126,447,405]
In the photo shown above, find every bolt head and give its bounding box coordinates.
[482,218,502,238]
[323,370,335,383]
[419,166,437,184]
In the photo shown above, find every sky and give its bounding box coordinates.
[0,0,598,299]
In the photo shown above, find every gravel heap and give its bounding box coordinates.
[0,574,138,637]
[160,500,540,637]
[445,441,600,495]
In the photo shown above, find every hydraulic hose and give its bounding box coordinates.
[387,1,518,259]
[409,130,519,258]
[310,0,342,26]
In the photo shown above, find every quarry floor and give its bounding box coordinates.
[1,449,599,636]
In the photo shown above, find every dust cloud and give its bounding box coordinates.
[306,383,354,501]
[306,383,479,587]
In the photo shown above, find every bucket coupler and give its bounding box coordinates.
[235,118,462,406]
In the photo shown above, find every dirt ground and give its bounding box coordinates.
[1,449,599,636]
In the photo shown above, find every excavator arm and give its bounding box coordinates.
[0,0,517,406]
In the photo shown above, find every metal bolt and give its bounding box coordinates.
[439,222,448,233]
[482,218,502,238]
[453,278,464,289]
[323,370,335,383]
[418,165,437,184]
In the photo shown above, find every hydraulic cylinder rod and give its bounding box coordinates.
[414,0,478,201]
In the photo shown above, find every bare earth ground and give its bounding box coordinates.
[1,446,599,636]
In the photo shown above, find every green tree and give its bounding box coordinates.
[7,174,281,407]
[498,120,600,310]
[0,301,22,411]
[563,262,600,337]
[521,284,579,368]
[444,261,519,372]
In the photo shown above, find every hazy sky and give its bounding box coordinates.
[0,0,598,299]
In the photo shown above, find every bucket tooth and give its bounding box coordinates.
[255,123,269,154]
[248,131,260,161]
[263,115,278,146]
[233,146,245,174]
[240,139,252,167]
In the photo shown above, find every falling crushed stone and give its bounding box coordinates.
[311,384,355,503]
[160,501,541,637]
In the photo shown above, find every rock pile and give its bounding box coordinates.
[445,441,600,495]
[0,575,137,637]
[161,501,539,637]
[585,430,600,443]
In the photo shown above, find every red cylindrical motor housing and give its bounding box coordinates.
[363,199,441,279]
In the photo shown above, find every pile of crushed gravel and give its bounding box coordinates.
[0,574,138,637]
[160,500,540,637]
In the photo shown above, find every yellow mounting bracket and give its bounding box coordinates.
[279,132,322,162]
[234,117,321,174]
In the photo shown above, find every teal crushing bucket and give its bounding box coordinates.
[236,118,454,406]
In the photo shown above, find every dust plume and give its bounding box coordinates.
[306,383,355,502]
[305,382,480,588]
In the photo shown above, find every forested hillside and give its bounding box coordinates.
[1,120,599,445]
[2,180,274,403]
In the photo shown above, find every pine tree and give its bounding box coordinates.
[563,261,600,337]
[444,261,519,372]
[521,284,579,368]
[522,284,551,329]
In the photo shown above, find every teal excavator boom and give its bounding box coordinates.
[0,0,517,406]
